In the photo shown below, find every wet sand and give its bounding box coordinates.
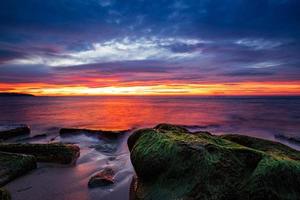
[4,133,135,200]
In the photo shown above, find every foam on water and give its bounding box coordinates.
[5,133,135,200]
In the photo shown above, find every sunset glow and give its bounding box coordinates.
[1,1,300,96]
[1,82,300,96]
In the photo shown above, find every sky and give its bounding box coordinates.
[0,0,300,95]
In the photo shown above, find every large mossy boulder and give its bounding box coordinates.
[0,188,11,200]
[0,143,80,164]
[0,152,37,186]
[128,124,300,200]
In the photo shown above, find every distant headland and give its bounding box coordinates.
[0,92,35,97]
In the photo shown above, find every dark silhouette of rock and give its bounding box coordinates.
[0,143,80,164]
[0,125,30,140]
[60,128,128,140]
[0,152,37,187]
[88,168,115,188]
[0,93,34,97]
[128,124,300,200]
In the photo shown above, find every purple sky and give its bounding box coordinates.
[0,0,300,95]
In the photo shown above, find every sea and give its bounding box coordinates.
[0,95,299,147]
[0,95,300,200]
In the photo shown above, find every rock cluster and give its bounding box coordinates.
[0,125,81,198]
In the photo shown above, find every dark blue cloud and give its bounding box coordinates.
[0,49,25,63]
[0,64,53,83]
[223,70,275,77]
[0,0,299,86]
[1,0,300,38]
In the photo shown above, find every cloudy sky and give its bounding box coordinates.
[0,0,300,95]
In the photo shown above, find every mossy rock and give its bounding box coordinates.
[0,143,80,164]
[129,124,300,200]
[0,152,37,187]
[0,188,10,200]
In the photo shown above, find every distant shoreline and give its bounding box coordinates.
[0,92,35,97]
[1,94,300,98]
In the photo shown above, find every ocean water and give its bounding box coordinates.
[0,96,299,144]
[1,96,300,200]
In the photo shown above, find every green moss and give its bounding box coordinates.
[0,152,37,186]
[221,134,300,160]
[129,124,300,200]
[0,188,10,200]
[0,143,80,164]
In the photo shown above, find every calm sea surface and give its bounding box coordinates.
[0,96,300,148]
[1,96,300,200]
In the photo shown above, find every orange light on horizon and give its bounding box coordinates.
[0,82,300,96]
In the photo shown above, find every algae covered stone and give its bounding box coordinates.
[0,152,37,186]
[128,124,300,200]
[0,143,80,164]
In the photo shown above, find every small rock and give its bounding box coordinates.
[88,168,115,188]
[0,143,80,164]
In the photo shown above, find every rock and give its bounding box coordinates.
[129,175,138,200]
[0,152,37,186]
[0,125,30,140]
[60,128,128,140]
[88,168,115,188]
[127,128,156,152]
[0,188,11,200]
[128,124,300,200]
[98,130,128,140]
[0,143,80,164]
